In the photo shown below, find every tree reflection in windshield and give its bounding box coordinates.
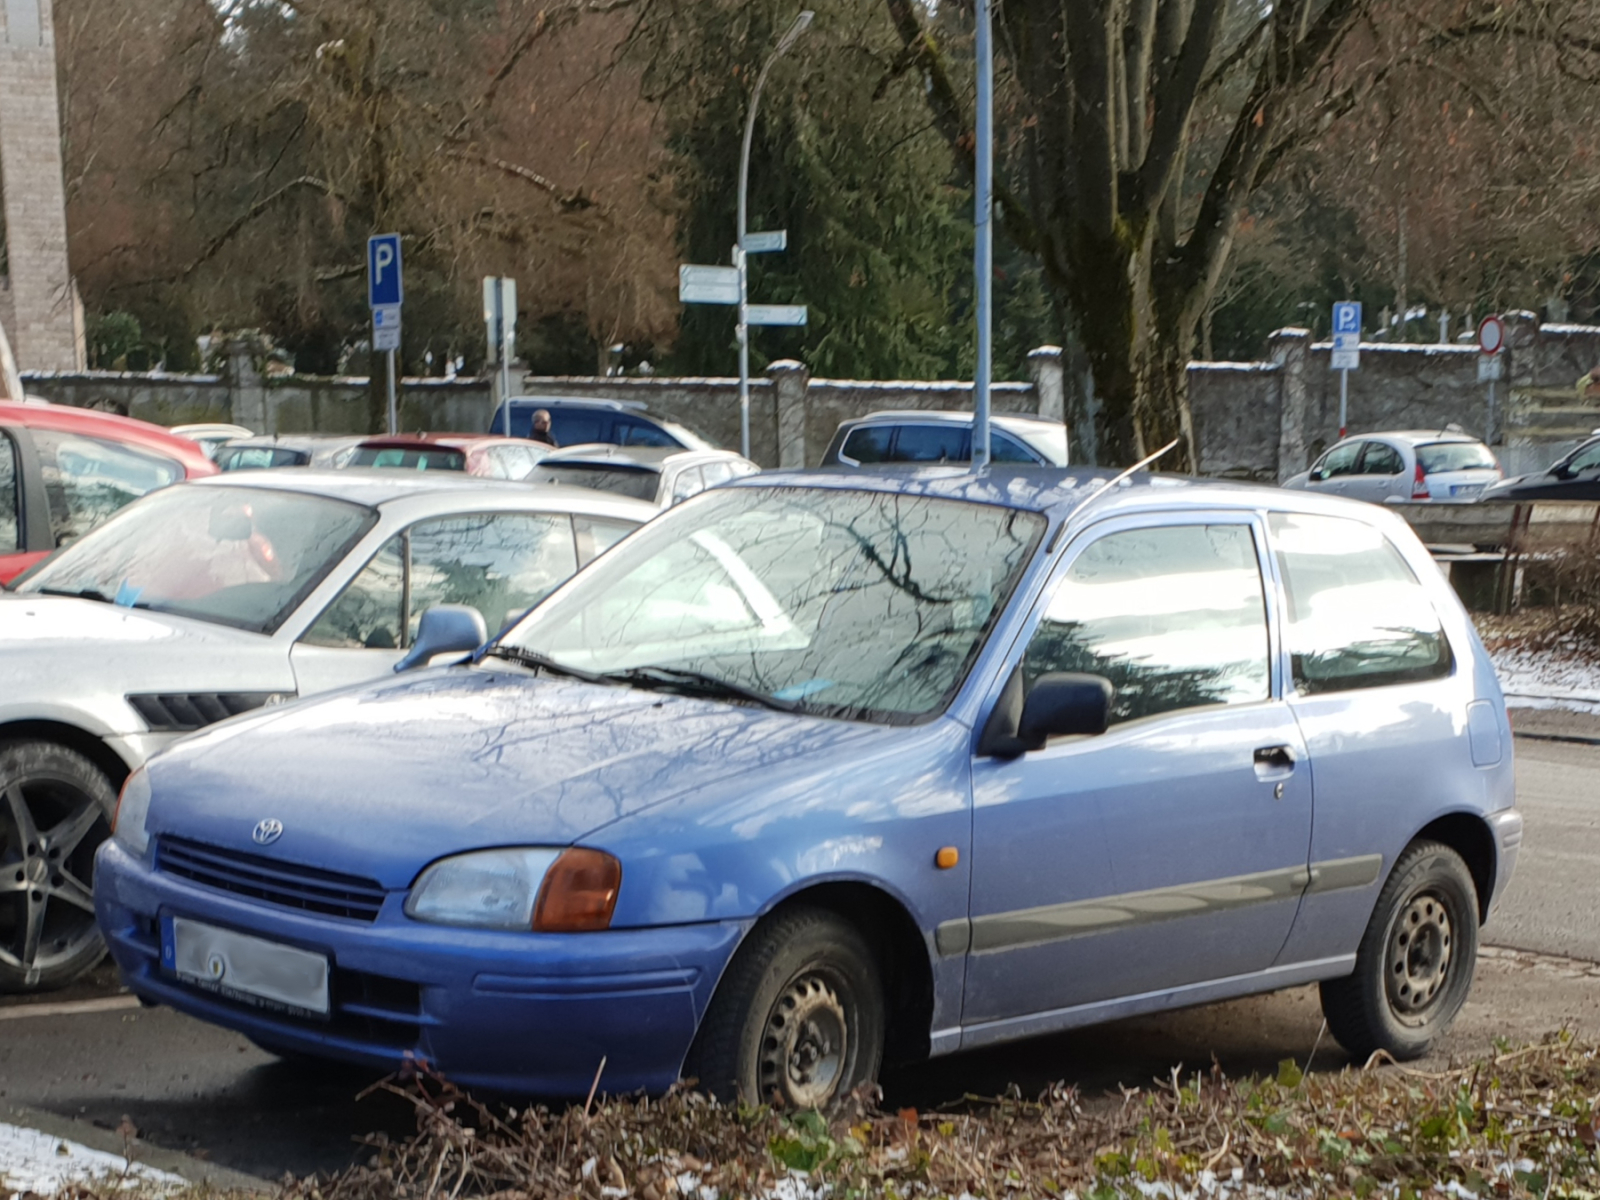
[507,487,1046,724]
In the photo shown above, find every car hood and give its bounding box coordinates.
[143,666,895,889]
[0,595,286,725]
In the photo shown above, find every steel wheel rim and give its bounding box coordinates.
[0,772,108,983]
[758,971,851,1108]
[1386,888,1455,1026]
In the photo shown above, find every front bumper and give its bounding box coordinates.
[94,840,745,1096]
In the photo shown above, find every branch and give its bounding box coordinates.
[182,176,342,279]
[443,148,604,214]
[1137,0,1226,215]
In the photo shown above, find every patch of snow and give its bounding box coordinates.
[0,1123,184,1199]
[1493,646,1600,712]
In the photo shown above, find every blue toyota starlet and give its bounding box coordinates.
[94,467,1520,1105]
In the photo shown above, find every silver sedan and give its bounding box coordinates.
[0,470,653,992]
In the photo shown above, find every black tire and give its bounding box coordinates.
[0,740,118,993]
[685,906,884,1108]
[1320,839,1479,1061]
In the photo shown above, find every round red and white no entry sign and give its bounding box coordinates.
[1478,315,1505,355]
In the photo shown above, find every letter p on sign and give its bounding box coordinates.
[367,234,403,308]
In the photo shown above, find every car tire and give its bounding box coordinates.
[685,905,884,1108]
[0,740,118,994]
[1320,839,1479,1062]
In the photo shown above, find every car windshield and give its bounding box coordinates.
[14,486,375,633]
[502,486,1046,723]
[1417,442,1497,473]
[537,463,661,503]
[348,447,466,471]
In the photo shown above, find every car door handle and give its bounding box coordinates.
[1253,745,1297,772]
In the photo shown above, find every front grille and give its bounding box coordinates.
[128,692,292,733]
[157,837,387,922]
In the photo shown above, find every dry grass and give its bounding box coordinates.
[258,1035,1600,1200]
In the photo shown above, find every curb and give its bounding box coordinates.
[2,1104,273,1193]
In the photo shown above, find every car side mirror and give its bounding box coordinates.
[394,605,488,673]
[978,666,1114,758]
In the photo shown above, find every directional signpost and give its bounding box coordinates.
[1479,315,1506,444]
[1331,301,1361,439]
[368,234,403,434]
[678,229,807,458]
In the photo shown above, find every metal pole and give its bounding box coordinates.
[1487,377,1496,446]
[736,12,812,462]
[386,348,398,435]
[1338,368,1348,440]
[972,0,994,470]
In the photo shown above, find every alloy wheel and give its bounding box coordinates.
[0,775,108,986]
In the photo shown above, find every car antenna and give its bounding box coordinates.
[1059,438,1181,529]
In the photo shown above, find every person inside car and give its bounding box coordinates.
[531,408,558,448]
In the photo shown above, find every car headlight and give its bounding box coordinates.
[404,847,622,932]
[113,768,152,856]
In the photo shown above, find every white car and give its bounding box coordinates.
[0,471,652,992]
[1284,431,1503,504]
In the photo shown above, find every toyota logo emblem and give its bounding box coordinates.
[252,819,284,846]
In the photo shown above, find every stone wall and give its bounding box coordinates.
[1189,315,1600,482]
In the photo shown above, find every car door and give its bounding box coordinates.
[1303,441,1362,496]
[1347,440,1405,503]
[290,511,581,694]
[961,512,1312,1027]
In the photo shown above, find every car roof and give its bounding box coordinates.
[502,396,649,413]
[538,444,745,469]
[0,400,218,465]
[839,410,1063,431]
[1350,430,1486,446]
[223,434,368,451]
[187,468,658,519]
[735,465,1416,530]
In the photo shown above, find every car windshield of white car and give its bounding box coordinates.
[502,486,1046,724]
[14,486,376,634]
[1416,443,1496,473]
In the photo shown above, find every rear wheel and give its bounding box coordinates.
[1320,840,1479,1061]
[0,740,117,993]
[686,906,884,1108]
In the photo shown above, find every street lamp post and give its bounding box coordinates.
[736,9,813,460]
[972,0,994,470]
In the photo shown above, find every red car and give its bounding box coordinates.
[0,401,217,585]
[347,434,552,480]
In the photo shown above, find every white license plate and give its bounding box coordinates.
[1451,483,1485,497]
[163,916,330,1018]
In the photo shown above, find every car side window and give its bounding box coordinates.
[1359,442,1404,475]
[1314,442,1361,480]
[1567,440,1600,474]
[671,466,706,504]
[841,426,891,464]
[407,513,579,639]
[550,413,607,447]
[304,537,405,649]
[573,515,638,566]
[1025,523,1270,725]
[1269,512,1452,695]
[30,429,183,546]
[0,430,19,553]
[891,424,968,463]
[991,432,1040,464]
[621,420,677,449]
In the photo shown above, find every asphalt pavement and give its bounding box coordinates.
[2,734,1597,1183]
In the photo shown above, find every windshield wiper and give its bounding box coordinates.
[601,665,800,713]
[482,644,611,685]
[33,586,115,604]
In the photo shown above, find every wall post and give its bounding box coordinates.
[768,358,810,469]
[1027,345,1065,424]
[1268,327,1312,483]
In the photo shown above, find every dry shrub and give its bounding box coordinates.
[273,1036,1600,1200]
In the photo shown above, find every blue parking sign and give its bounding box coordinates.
[1333,301,1361,335]
[367,234,403,308]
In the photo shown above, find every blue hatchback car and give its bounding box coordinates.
[95,469,1520,1106]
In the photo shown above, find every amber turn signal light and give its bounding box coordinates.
[935,846,959,870]
[533,847,622,932]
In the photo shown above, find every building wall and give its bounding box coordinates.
[0,0,81,371]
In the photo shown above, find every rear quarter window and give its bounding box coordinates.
[1416,442,1496,473]
[1269,512,1452,695]
[841,426,891,464]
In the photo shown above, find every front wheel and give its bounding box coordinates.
[1320,840,1479,1061]
[0,740,118,993]
[686,906,884,1108]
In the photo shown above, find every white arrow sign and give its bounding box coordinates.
[679,265,740,305]
[742,230,788,254]
[746,304,808,327]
